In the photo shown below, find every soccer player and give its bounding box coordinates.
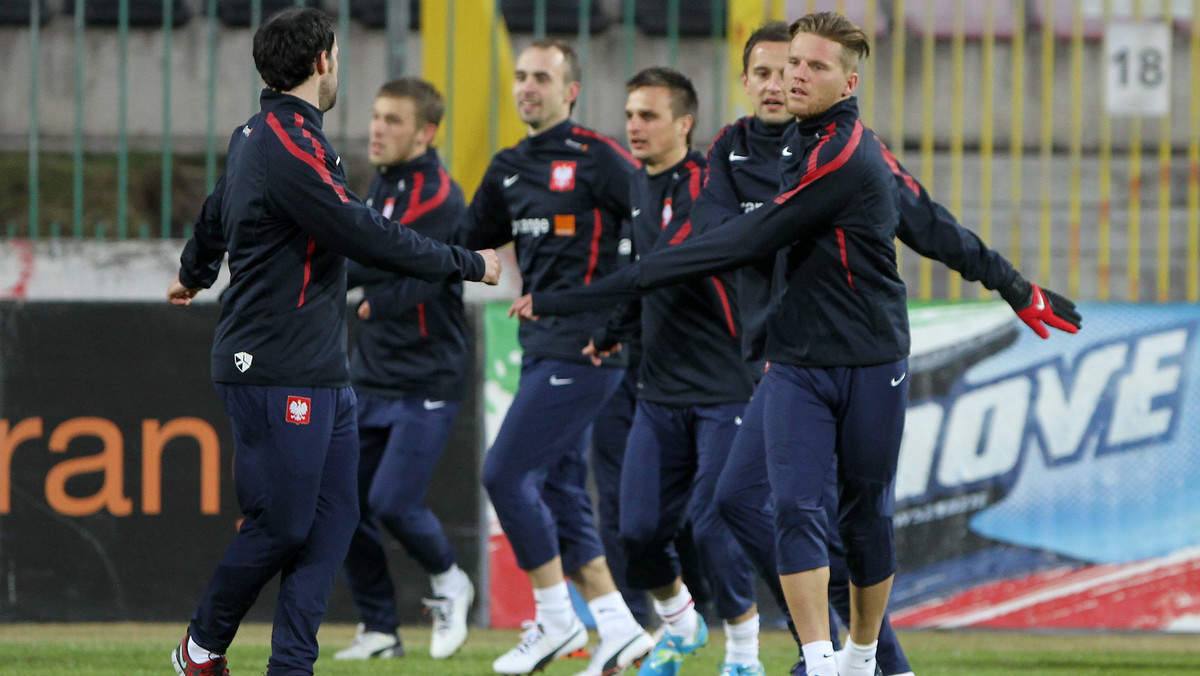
[165,9,499,676]
[458,39,655,676]
[702,21,1079,676]
[511,12,1079,676]
[697,21,912,676]
[586,67,762,676]
[333,77,475,662]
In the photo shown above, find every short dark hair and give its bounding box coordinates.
[742,21,791,72]
[253,7,335,92]
[625,67,699,145]
[789,12,870,73]
[377,78,445,128]
[527,38,581,84]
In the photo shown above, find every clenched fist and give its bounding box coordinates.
[476,249,502,285]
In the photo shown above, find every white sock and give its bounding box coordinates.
[588,590,642,642]
[430,563,468,598]
[801,640,838,676]
[533,581,576,635]
[653,584,698,643]
[838,639,878,676]
[723,614,760,665]
[186,636,221,663]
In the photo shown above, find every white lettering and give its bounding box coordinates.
[1108,329,1186,446]
[511,218,550,237]
[937,378,1030,487]
[1034,343,1127,462]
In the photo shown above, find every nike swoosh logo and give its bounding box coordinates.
[549,376,574,386]
[1033,287,1045,310]
[503,174,519,187]
[781,146,793,157]
[632,208,642,217]
[423,399,446,410]
[891,373,906,387]
[728,151,749,162]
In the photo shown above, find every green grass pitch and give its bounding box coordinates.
[0,623,1197,675]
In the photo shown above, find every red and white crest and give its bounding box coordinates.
[381,197,396,220]
[550,161,576,192]
[286,395,311,425]
[661,198,673,229]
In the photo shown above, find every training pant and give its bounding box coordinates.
[483,357,622,573]
[191,385,359,676]
[760,360,908,588]
[715,387,911,673]
[618,399,756,620]
[342,392,462,634]
[591,368,651,624]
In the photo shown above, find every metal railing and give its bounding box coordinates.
[6,0,1200,302]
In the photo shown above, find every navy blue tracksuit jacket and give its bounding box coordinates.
[179,90,485,387]
[459,118,639,367]
[695,112,1018,371]
[585,150,753,406]
[536,98,1008,368]
[349,148,468,401]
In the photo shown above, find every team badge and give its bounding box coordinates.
[233,351,253,372]
[382,197,396,220]
[286,395,312,425]
[661,198,673,229]
[550,161,576,191]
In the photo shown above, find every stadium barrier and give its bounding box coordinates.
[0,300,486,624]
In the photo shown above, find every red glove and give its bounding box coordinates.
[1000,274,1082,339]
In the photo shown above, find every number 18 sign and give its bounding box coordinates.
[1105,21,1171,117]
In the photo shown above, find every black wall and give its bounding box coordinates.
[0,301,483,623]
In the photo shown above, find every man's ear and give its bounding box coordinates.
[677,113,694,139]
[564,79,582,105]
[418,122,438,147]
[315,50,331,76]
[842,71,859,97]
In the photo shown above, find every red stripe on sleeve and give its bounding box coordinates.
[584,208,602,284]
[879,143,921,196]
[669,221,692,245]
[774,120,864,204]
[401,167,452,225]
[297,235,316,307]
[835,227,856,290]
[417,302,427,337]
[710,276,738,337]
[265,112,350,204]
[571,126,641,167]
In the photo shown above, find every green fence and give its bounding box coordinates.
[6,1,1200,302]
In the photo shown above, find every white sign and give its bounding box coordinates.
[1105,21,1171,117]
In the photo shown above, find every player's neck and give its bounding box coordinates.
[644,144,689,176]
[527,113,570,137]
[282,77,321,111]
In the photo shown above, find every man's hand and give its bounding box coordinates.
[358,300,371,320]
[508,294,539,322]
[582,338,622,366]
[477,249,502,285]
[1000,273,1081,339]
[167,275,201,305]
